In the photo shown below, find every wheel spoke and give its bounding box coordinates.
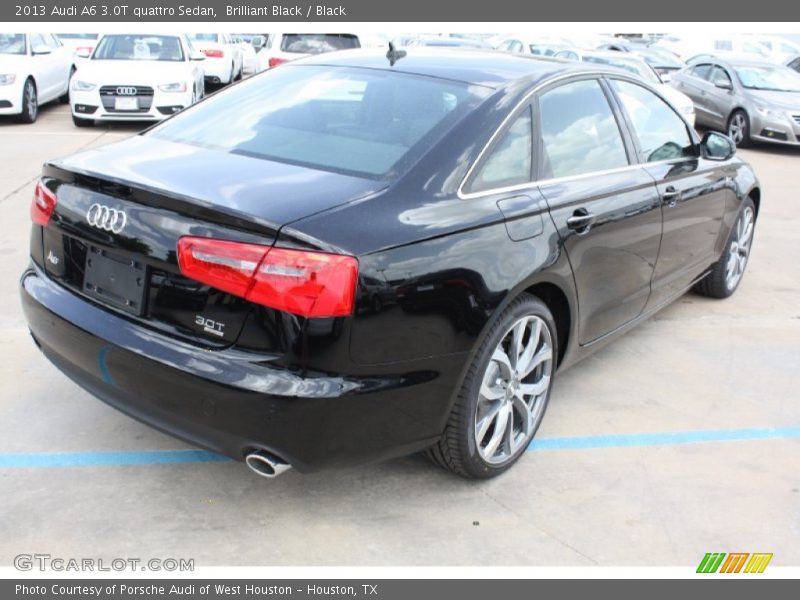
[491,347,514,380]
[519,343,551,379]
[519,374,551,399]
[515,319,541,377]
[482,403,511,458]
[475,402,502,443]
[512,394,532,437]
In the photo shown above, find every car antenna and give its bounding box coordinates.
[386,41,407,67]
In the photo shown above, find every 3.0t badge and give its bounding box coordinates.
[86,203,127,234]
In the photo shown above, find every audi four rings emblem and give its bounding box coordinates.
[86,203,127,234]
[115,87,137,96]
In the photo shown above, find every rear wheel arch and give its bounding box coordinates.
[748,186,761,218]
[523,282,572,368]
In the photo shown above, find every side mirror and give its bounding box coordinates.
[32,45,52,55]
[189,51,205,61]
[251,36,266,50]
[701,131,735,161]
[75,49,91,59]
[714,79,733,91]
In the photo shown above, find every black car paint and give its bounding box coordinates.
[21,51,760,472]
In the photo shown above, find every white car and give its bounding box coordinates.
[55,33,99,57]
[655,35,772,62]
[554,49,697,126]
[259,34,370,69]
[70,34,205,127]
[0,33,73,123]
[232,34,268,76]
[187,34,243,85]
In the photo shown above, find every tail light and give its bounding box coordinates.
[203,49,224,58]
[31,180,57,226]
[75,45,94,55]
[268,57,287,68]
[177,237,358,318]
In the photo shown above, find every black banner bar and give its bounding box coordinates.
[3,0,800,22]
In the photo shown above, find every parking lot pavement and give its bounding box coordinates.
[0,103,798,566]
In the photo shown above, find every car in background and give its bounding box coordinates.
[494,34,573,57]
[655,35,772,62]
[56,33,98,57]
[70,34,205,127]
[233,33,269,75]
[0,33,73,123]
[744,35,800,64]
[787,55,800,74]
[630,46,686,82]
[403,37,492,49]
[187,33,243,85]
[259,33,375,69]
[554,49,696,125]
[671,58,800,146]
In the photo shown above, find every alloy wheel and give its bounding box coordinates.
[474,315,553,465]
[725,206,754,290]
[25,81,38,121]
[728,113,746,145]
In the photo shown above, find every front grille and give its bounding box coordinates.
[98,85,154,113]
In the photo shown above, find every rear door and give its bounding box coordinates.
[535,77,662,344]
[608,77,730,308]
[674,63,715,125]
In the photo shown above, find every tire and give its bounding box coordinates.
[59,67,75,103]
[694,197,756,299]
[17,78,38,124]
[727,109,751,148]
[426,293,558,479]
[72,114,93,127]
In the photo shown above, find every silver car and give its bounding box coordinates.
[671,57,800,147]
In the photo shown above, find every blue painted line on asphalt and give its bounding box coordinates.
[526,426,800,451]
[0,426,798,469]
[0,449,230,468]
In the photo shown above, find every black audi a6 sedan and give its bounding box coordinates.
[22,49,760,479]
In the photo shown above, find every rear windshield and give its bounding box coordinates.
[93,35,184,61]
[188,34,219,43]
[150,65,490,179]
[281,34,359,54]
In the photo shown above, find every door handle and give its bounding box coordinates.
[662,186,681,208]
[566,209,596,234]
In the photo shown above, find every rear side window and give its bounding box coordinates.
[281,34,360,54]
[150,65,490,179]
[538,79,629,179]
[610,80,696,162]
[690,64,712,80]
[710,66,732,87]
[469,107,533,192]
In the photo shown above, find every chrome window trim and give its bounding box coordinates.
[457,71,699,201]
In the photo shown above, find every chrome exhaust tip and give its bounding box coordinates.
[245,450,292,479]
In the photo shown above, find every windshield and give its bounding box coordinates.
[0,34,26,55]
[150,65,491,179]
[92,35,184,61]
[735,66,800,92]
[188,34,219,43]
[280,34,360,54]
[637,48,684,69]
[56,33,98,40]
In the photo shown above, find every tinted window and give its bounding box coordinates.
[470,108,532,192]
[710,66,732,87]
[499,40,523,53]
[611,80,696,162]
[538,79,629,179]
[714,40,733,51]
[188,34,219,42]
[0,34,26,55]
[789,58,800,72]
[151,65,490,179]
[690,64,712,80]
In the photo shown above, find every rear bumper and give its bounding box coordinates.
[21,265,460,472]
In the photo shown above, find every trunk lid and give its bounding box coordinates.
[40,134,384,347]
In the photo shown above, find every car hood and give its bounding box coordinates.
[49,134,388,229]
[747,89,800,111]
[75,59,192,85]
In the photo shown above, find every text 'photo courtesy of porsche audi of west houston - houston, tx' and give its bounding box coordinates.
[21,49,760,479]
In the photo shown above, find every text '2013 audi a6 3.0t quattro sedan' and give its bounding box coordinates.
[21,49,760,479]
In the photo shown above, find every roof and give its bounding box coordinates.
[296,48,587,88]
